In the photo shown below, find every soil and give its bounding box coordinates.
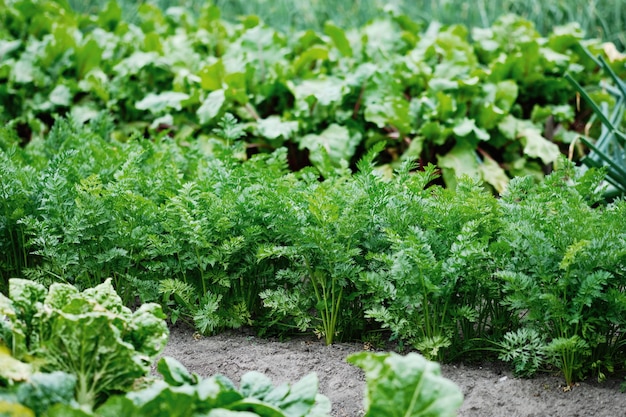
[161,326,626,417]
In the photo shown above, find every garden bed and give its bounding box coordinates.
[163,326,626,417]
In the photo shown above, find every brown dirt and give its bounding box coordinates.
[161,326,626,417]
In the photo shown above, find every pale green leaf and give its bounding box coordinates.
[299,124,361,168]
[257,116,299,142]
[478,155,509,193]
[453,118,489,140]
[197,89,226,125]
[348,352,463,417]
[437,142,479,188]
[136,92,190,114]
[49,85,72,107]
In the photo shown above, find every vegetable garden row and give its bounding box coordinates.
[1,0,626,415]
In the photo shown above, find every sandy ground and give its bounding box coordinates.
[161,326,626,417]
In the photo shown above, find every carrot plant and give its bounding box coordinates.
[494,159,626,384]
[362,167,505,361]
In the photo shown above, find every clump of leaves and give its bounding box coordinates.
[0,278,169,408]
[44,356,331,417]
[348,351,463,417]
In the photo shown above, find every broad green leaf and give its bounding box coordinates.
[324,23,352,57]
[49,85,72,107]
[136,92,191,114]
[437,141,479,189]
[498,115,560,164]
[428,78,458,92]
[15,371,77,416]
[495,80,519,111]
[299,124,361,169]
[348,352,463,417]
[0,40,21,61]
[293,46,329,75]
[452,118,489,141]
[75,38,102,79]
[478,155,509,193]
[196,376,243,408]
[262,372,318,417]
[197,89,226,125]
[239,371,274,399]
[364,97,411,134]
[228,398,286,417]
[45,283,79,310]
[113,51,160,76]
[257,116,299,143]
[224,73,248,104]
[157,356,198,386]
[290,77,345,107]
[199,60,225,91]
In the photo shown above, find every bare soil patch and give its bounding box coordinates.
[162,326,626,417]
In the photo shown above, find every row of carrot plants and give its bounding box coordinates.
[1,115,625,385]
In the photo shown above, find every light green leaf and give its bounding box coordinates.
[197,89,226,125]
[348,352,463,417]
[324,23,352,57]
[136,92,190,114]
[364,97,411,134]
[299,124,361,169]
[257,116,299,142]
[113,51,160,76]
[157,356,198,386]
[0,40,21,61]
[437,142,480,189]
[453,118,489,141]
[293,46,329,74]
[494,80,519,112]
[199,59,225,91]
[498,115,560,164]
[76,38,102,79]
[428,78,458,92]
[49,85,72,107]
[291,78,345,107]
[478,155,509,193]
[239,371,274,399]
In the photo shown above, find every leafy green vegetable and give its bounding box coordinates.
[348,351,463,417]
[2,0,623,184]
[43,356,331,417]
[0,278,169,408]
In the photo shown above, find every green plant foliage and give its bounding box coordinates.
[0,278,169,408]
[45,356,331,417]
[1,1,624,186]
[348,351,463,417]
[2,114,626,384]
[494,159,626,385]
[566,51,626,199]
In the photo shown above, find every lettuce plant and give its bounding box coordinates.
[348,351,463,417]
[41,356,331,417]
[0,278,169,409]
